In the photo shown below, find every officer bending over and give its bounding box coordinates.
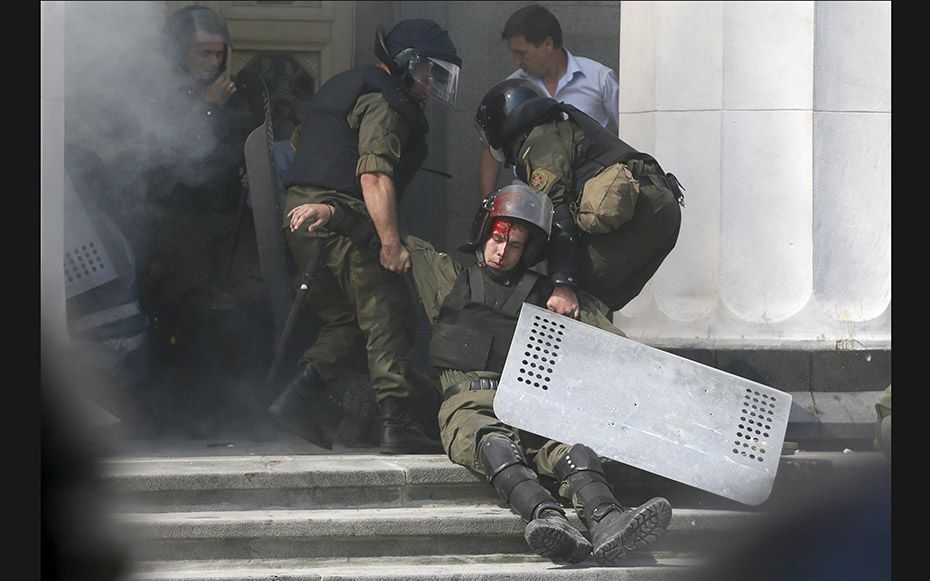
[475,79,684,317]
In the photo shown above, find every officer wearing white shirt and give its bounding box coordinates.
[479,4,620,196]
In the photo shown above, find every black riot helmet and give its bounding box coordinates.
[475,78,559,166]
[375,19,462,107]
[162,5,231,79]
[459,183,554,268]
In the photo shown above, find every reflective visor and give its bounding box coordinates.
[408,56,460,107]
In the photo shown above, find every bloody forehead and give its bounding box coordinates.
[491,218,513,240]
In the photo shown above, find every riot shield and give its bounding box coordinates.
[494,303,792,506]
[63,172,120,299]
[243,104,291,343]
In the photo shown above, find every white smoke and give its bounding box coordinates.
[57,1,238,399]
[64,0,219,193]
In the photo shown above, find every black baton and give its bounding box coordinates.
[266,239,323,383]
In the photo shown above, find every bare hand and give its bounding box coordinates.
[547,285,580,319]
[379,242,411,273]
[287,203,334,232]
[204,76,236,105]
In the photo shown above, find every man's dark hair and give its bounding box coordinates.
[501,4,563,48]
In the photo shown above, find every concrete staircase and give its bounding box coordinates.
[100,444,888,580]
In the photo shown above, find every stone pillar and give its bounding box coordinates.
[41,2,68,357]
[615,1,890,353]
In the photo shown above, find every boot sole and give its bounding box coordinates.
[525,519,593,564]
[593,497,672,566]
[335,374,379,447]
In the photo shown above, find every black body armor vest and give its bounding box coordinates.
[284,65,429,199]
[428,265,553,374]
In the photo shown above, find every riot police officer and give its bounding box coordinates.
[268,19,462,454]
[401,185,673,565]
[474,78,684,317]
[145,5,273,439]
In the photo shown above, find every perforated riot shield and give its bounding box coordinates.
[63,172,119,299]
[244,113,291,343]
[493,303,792,506]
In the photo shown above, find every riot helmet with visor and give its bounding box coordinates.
[475,78,558,165]
[375,19,461,107]
[162,6,232,82]
[460,183,553,268]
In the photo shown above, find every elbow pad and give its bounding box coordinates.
[548,218,585,288]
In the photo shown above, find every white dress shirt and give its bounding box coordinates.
[507,48,619,130]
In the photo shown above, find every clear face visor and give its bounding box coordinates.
[407,56,460,107]
[473,119,505,163]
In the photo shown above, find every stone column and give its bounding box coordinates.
[41,2,68,356]
[615,1,890,353]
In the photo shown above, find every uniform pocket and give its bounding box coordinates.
[576,162,640,234]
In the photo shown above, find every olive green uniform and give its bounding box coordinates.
[405,235,623,477]
[516,118,682,311]
[283,93,417,402]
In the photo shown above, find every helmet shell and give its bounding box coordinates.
[374,19,461,105]
[460,183,553,266]
[162,6,231,76]
[475,79,558,164]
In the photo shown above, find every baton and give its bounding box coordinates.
[266,239,323,384]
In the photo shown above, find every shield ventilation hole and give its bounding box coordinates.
[516,315,565,391]
[64,242,107,283]
[732,389,778,463]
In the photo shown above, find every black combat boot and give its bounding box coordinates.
[555,444,672,566]
[480,434,592,563]
[378,396,443,454]
[267,366,334,449]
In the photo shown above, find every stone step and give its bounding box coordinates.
[102,451,888,512]
[102,450,889,579]
[786,390,884,443]
[125,553,707,580]
[114,505,763,562]
[103,454,495,512]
